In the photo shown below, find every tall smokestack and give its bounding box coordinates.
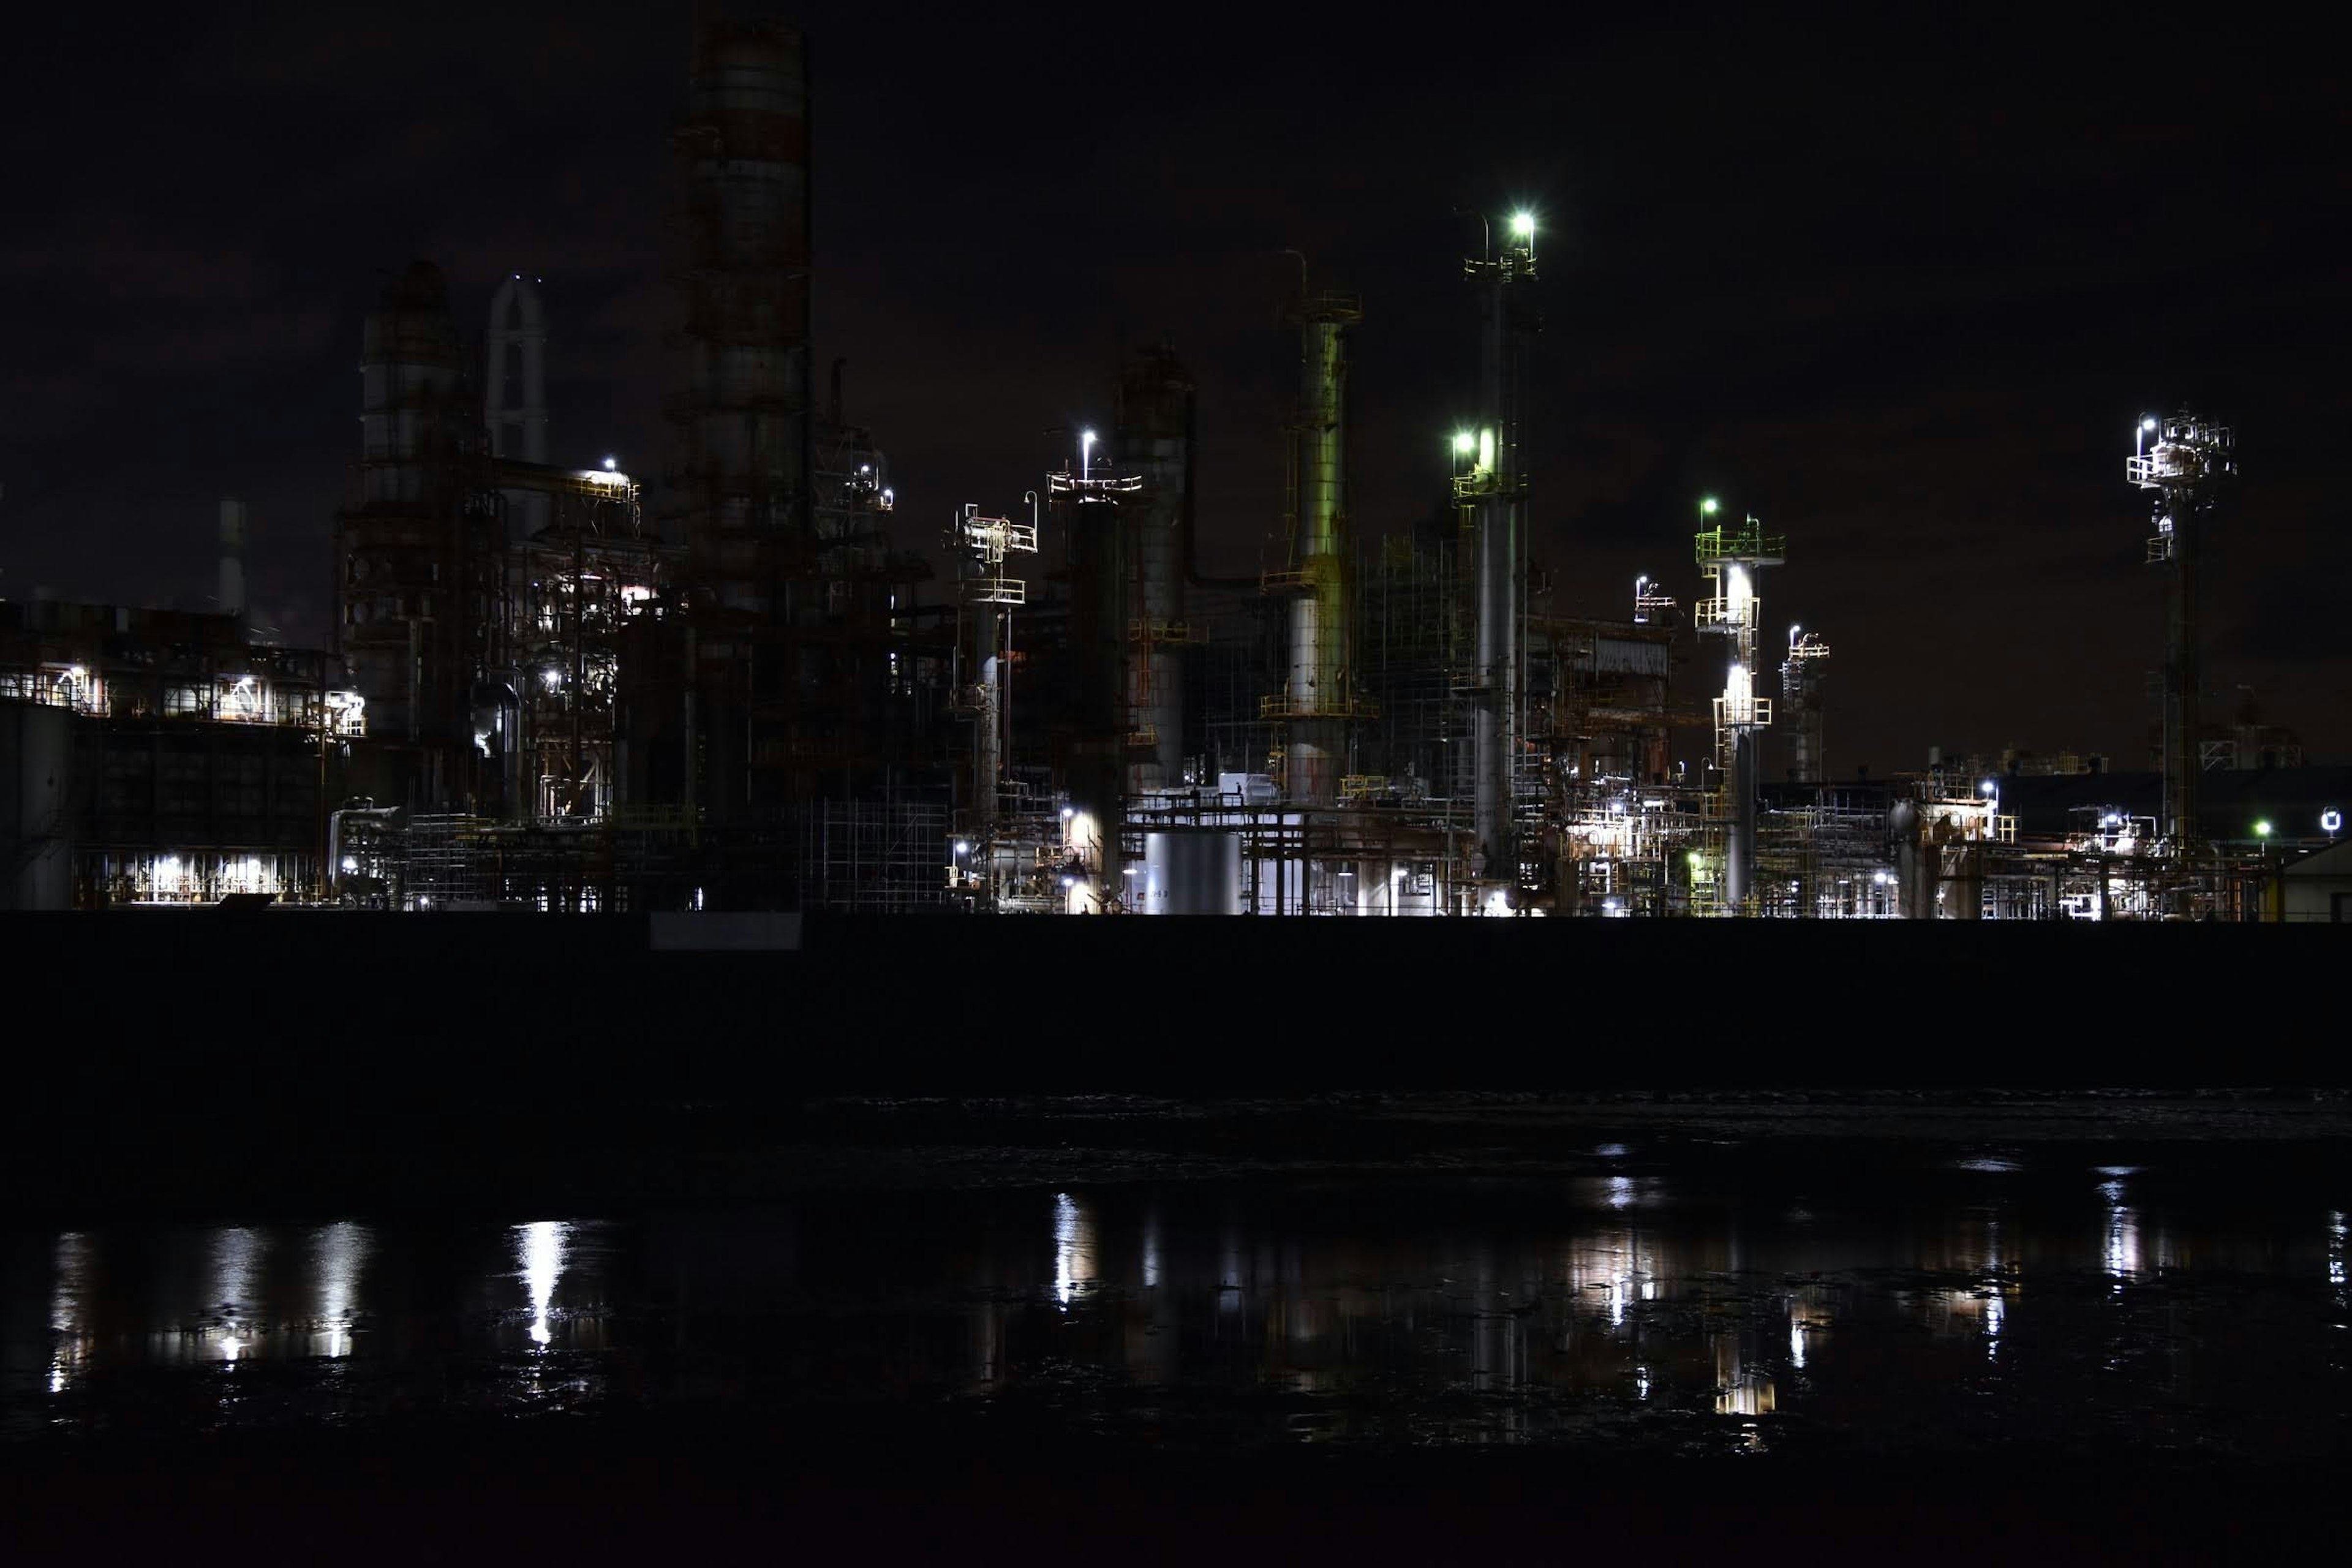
[219,497,247,620]
[1279,286,1360,807]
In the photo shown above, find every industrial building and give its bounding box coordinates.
[3,13,2339,921]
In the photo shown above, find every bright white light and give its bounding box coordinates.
[542,668,562,690]
[953,841,969,855]
[1726,564,1752,620]
[2101,812,2122,827]
[1453,431,1476,455]
[1061,876,1076,889]
[1510,211,1535,236]
[2142,418,2157,430]
[1789,624,1801,646]
[2323,810,2342,834]
[602,455,617,471]
[1061,806,1074,820]
[1981,780,1997,796]
[341,856,358,873]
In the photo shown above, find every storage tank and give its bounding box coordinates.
[1140,831,1241,915]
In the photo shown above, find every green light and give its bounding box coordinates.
[2254,820,2273,838]
[1453,431,1476,455]
[1510,212,1535,237]
[1701,497,1719,515]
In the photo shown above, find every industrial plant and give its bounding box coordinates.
[4,15,2343,923]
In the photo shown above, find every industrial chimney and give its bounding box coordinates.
[219,497,247,620]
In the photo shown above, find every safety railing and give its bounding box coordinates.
[1259,693,1381,720]
[1713,694,1773,729]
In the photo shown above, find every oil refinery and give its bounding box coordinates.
[2,14,2343,925]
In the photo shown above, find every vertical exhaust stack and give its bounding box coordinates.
[1463,211,1538,897]
[486,274,550,538]
[218,497,247,622]
[1115,343,1195,796]
[1278,288,1360,807]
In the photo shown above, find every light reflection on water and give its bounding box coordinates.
[310,1221,367,1360]
[518,1221,567,1348]
[209,1225,266,1363]
[6,1150,2350,1456]
[1052,1194,1092,1308]
[48,1233,91,1395]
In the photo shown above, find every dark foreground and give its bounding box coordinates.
[8,1100,2351,1554]
[4,912,2345,1555]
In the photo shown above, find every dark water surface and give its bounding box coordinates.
[9,1104,2348,1465]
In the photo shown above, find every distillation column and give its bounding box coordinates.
[1467,214,1537,893]
[1280,293,1360,805]
[2127,410,2234,858]
[334,260,492,807]
[946,503,1036,851]
[1694,511,1785,910]
[1054,448,1142,899]
[673,19,810,615]
[1780,627,1830,783]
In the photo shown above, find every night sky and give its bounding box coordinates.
[4,4,2344,773]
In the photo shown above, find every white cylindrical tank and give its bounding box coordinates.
[1141,831,1241,915]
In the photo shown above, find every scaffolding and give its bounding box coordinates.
[800,798,954,913]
